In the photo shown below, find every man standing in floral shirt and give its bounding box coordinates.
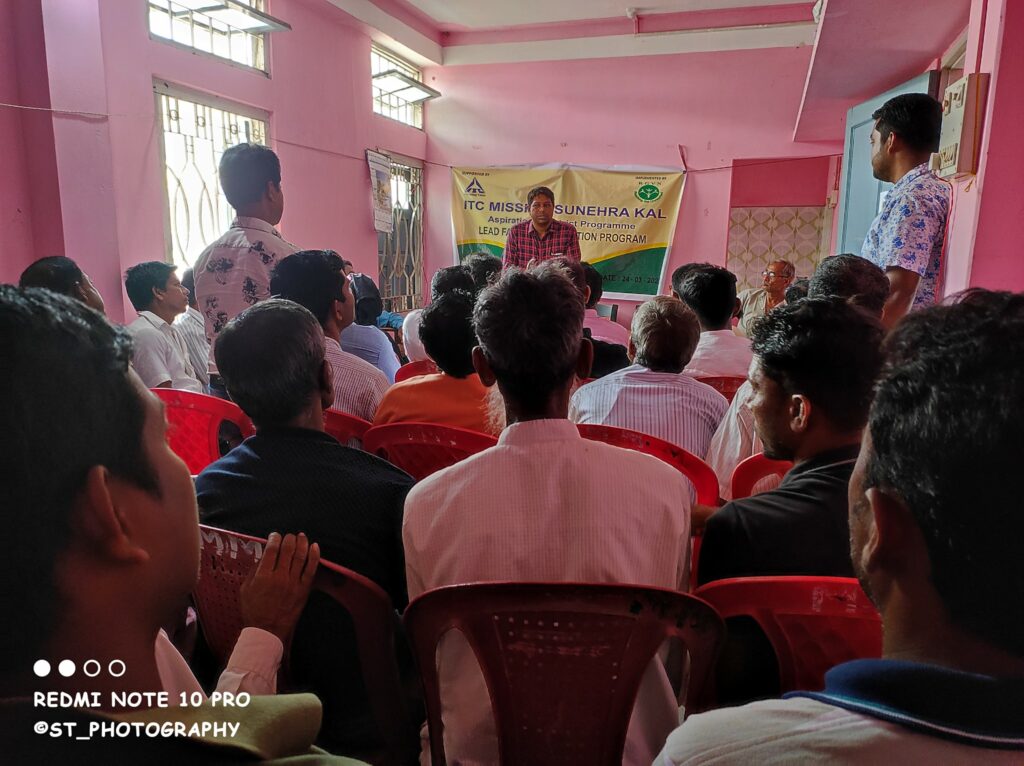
[194,143,299,391]
[861,93,950,329]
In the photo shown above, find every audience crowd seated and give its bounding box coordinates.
[554,256,631,378]
[674,264,754,378]
[271,249,389,421]
[18,255,106,315]
[0,285,353,764]
[582,261,630,345]
[659,289,1024,763]
[195,298,416,754]
[124,261,203,393]
[571,295,728,461]
[402,261,695,765]
[341,273,402,383]
[174,267,212,391]
[373,289,493,434]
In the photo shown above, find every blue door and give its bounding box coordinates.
[836,73,937,255]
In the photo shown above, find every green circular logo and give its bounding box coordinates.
[635,183,662,202]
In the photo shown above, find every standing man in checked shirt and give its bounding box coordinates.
[501,185,582,269]
[861,93,950,329]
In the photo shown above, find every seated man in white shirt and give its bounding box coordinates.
[271,250,389,421]
[706,254,889,499]
[571,296,728,460]
[582,261,630,345]
[173,267,211,391]
[676,265,753,379]
[0,286,352,764]
[403,261,695,766]
[657,289,1024,765]
[124,261,203,393]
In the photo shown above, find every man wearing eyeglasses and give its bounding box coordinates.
[735,260,795,337]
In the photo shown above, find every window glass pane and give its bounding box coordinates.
[371,46,424,129]
[149,0,268,71]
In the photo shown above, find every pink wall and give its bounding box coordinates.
[24,0,426,320]
[730,155,832,207]
[422,46,843,323]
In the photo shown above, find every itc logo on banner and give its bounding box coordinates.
[465,178,485,196]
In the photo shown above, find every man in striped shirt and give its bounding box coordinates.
[174,268,211,391]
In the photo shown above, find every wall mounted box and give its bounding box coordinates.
[933,72,990,179]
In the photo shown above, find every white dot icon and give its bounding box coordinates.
[33,660,51,678]
[58,660,76,677]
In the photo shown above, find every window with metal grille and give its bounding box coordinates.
[148,0,268,72]
[157,88,269,270]
[378,161,424,312]
[371,46,424,129]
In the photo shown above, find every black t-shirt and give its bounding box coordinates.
[698,444,860,586]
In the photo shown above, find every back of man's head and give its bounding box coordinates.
[219,143,281,210]
[419,289,477,378]
[677,266,737,330]
[215,299,325,428]
[670,262,715,299]
[19,256,84,297]
[431,265,475,301]
[581,262,604,309]
[865,289,1024,657]
[630,296,700,373]
[464,253,501,293]
[750,297,884,432]
[0,286,156,678]
[349,273,384,325]
[474,262,584,410]
[125,261,177,313]
[270,249,346,327]
[872,93,943,154]
[809,254,889,318]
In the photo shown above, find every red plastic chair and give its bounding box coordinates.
[403,582,724,766]
[730,453,793,499]
[395,359,437,382]
[151,388,254,474]
[695,376,746,402]
[323,408,372,448]
[576,424,719,505]
[693,577,882,696]
[193,525,414,764]
[363,423,497,481]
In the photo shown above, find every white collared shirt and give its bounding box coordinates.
[569,364,728,461]
[193,216,299,373]
[584,307,631,346]
[323,336,389,421]
[684,330,753,379]
[705,380,779,500]
[127,311,203,393]
[173,306,211,388]
[403,419,692,766]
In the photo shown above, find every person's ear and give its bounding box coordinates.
[576,336,594,380]
[73,466,150,565]
[885,131,898,156]
[860,486,915,577]
[626,337,637,363]
[788,394,812,435]
[584,285,592,306]
[734,297,741,316]
[472,346,496,387]
[319,359,334,410]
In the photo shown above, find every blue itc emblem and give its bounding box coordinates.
[465,178,485,196]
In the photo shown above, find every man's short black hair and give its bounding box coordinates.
[219,143,281,209]
[0,286,157,676]
[866,290,1024,657]
[677,265,737,330]
[475,262,584,411]
[527,186,555,205]
[124,261,177,312]
[19,256,85,297]
[431,265,475,300]
[464,252,502,292]
[419,289,477,378]
[215,299,325,428]
[270,250,346,326]
[581,262,603,308]
[809,254,889,317]
[349,273,384,325]
[670,262,715,298]
[872,93,943,153]
[750,297,884,432]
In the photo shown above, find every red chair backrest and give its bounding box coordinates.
[695,376,746,402]
[151,388,253,474]
[403,582,724,766]
[730,452,793,499]
[194,525,412,763]
[363,423,497,481]
[395,359,437,382]
[693,576,882,695]
[577,423,719,505]
[323,408,372,448]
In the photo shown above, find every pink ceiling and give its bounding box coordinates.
[794,0,971,141]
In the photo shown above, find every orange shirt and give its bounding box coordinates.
[372,372,493,434]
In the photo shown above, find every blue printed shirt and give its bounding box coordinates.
[861,164,950,309]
